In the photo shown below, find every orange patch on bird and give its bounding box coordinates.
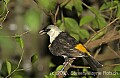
[75,44,90,55]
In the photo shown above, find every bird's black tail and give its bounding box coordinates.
[84,55,103,71]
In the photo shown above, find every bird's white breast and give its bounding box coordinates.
[47,29,61,43]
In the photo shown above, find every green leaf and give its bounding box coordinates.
[52,17,90,41]
[0,25,3,29]
[90,7,101,17]
[6,60,11,75]
[64,17,81,40]
[113,66,120,71]
[64,17,79,33]
[92,31,105,41]
[92,18,99,29]
[1,62,7,76]
[64,17,90,40]
[57,20,65,32]
[24,8,41,33]
[100,1,118,11]
[73,0,83,14]
[79,29,90,39]
[15,35,24,49]
[96,16,107,29]
[49,62,55,67]
[60,0,70,7]
[64,0,73,11]
[12,75,23,78]
[0,1,5,15]
[44,64,58,78]
[0,0,9,24]
[64,0,83,15]
[38,0,56,11]
[112,66,120,78]
[31,53,39,64]
[4,0,10,4]
[92,16,107,29]
[55,65,63,71]
[56,20,62,26]
[70,71,77,77]
[83,3,107,28]
[44,73,56,78]
[44,75,49,78]
[70,33,79,41]
[83,4,100,17]
[80,15,94,26]
[116,3,120,17]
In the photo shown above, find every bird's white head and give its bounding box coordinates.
[39,25,62,43]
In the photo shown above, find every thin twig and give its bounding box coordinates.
[54,5,60,25]
[107,45,120,58]
[86,31,120,49]
[0,31,29,77]
[1,10,9,23]
[5,49,24,78]
[103,64,120,67]
[108,8,113,23]
[16,66,32,72]
[49,10,55,24]
[60,0,71,7]
[20,30,29,36]
[71,65,90,69]
[85,17,120,47]
[0,36,16,38]
[94,47,102,59]
[0,31,29,38]
[61,10,64,23]
[117,39,120,53]
[87,25,96,33]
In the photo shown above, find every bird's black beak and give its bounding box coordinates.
[39,30,47,35]
[39,26,48,35]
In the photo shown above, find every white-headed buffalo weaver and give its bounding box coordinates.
[39,25,103,71]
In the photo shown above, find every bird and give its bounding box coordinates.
[39,25,103,71]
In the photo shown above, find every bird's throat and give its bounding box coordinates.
[48,31,61,43]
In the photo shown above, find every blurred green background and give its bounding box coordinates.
[0,0,120,78]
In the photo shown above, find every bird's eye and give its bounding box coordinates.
[45,28,50,32]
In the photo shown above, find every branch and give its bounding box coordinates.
[85,17,120,46]
[54,5,59,25]
[96,51,120,61]
[5,49,24,78]
[86,31,120,49]
[56,59,74,78]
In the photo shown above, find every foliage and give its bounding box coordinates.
[0,0,9,28]
[31,53,39,64]
[0,0,120,78]
[113,66,120,78]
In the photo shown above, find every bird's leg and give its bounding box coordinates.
[56,57,68,77]
[62,57,69,67]
[56,58,70,76]
[57,57,75,76]
[62,57,76,71]
[62,57,70,71]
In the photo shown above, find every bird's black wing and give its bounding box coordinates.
[49,32,84,57]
